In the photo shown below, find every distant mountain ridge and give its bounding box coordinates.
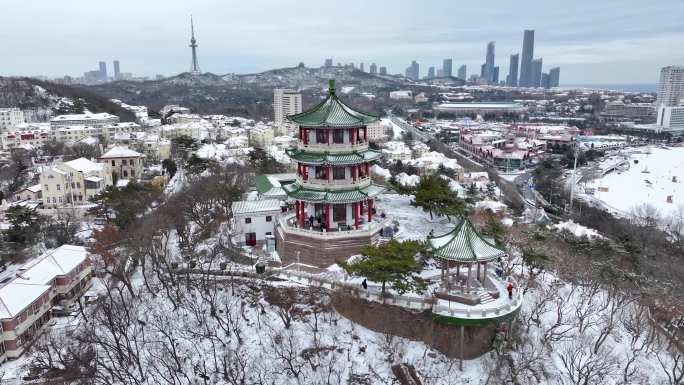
[80,65,418,119]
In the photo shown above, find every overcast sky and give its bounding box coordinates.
[2,0,683,84]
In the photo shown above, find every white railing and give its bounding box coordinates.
[277,212,390,239]
[276,267,523,321]
[298,141,368,153]
[297,176,371,190]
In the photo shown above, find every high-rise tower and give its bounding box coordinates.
[508,54,519,87]
[189,16,201,75]
[483,41,496,83]
[519,30,535,87]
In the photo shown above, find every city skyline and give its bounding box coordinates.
[1,0,683,84]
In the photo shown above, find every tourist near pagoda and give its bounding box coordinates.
[276,80,386,267]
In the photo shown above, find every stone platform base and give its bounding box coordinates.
[276,225,380,268]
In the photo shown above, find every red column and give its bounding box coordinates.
[327,166,331,182]
[368,199,373,222]
[303,165,308,181]
[300,201,305,228]
[365,163,370,177]
[299,127,303,141]
[304,128,308,145]
[325,204,330,231]
[350,128,355,145]
[356,127,360,144]
[354,202,359,229]
[364,127,367,142]
[324,129,329,145]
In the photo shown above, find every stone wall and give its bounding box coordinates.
[276,226,380,267]
[332,293,495,359]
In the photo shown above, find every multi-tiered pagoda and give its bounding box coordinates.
[276,80,385,267]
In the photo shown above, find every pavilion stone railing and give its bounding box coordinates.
[298,141,369,153]
[277,268,523,321]
[277,213,391,240]
[296,176,371,191]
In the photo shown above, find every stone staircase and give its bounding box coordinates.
[477,290,495,305]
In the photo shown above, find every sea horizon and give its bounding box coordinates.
[559,83,657,93]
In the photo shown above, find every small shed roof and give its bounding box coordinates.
[232,199,282,215]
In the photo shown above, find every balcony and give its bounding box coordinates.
[297,176,371,191]
[277,212,390,240]
[297,141,368,153]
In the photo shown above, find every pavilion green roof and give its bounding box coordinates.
[287,80,379,128]
[427,218,505,263]
[283,183,385,204]
[286,148,382,165]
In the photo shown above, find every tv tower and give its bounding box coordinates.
[189,15,200,75]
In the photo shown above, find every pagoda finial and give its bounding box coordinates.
[328,79,336,95]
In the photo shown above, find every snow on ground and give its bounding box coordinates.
[580,146,684,216]
[375,194,454,241]
[475,199,507,212]
[371,164,391,180]
[440,175,465,197]
[381,117,404,140]
[395,172,420,187]
[553,220,603,239]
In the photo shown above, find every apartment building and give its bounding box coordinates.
[97,146,145,180]
[40,158,113,208]
[50,113,120,128]
[0,108,25,131]
[0,245,93,362]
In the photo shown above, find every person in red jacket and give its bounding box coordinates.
[507,282,514,299]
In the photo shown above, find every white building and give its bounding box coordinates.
[0,129,50,149]
[50,113,120,128]
[40,158,113,208]
[366,121,388,141]
[389,90,413,100]
[0,108,25,131]
[231,199,283,246]
[656,66,684,107]
[381,141,412,162]
[98,146,145,180]
[656,105,684,135]
[273,89,302,134]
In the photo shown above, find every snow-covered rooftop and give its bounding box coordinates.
[99,146,145,159]
[0,282,51,319]
[232,199,282,215]
[63,157,104,173]
[17,245,88,286]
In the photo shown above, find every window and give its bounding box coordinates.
[245,217,251,224]
[56,184,61,191]
[333,167,346,180]
[265,232,272,236]
[76,182,81,188]
[130,170,135,177]
[332,130,344,144]
[123,170,128,177]
[122,159,127,165]
[265,216,272,222]
[111,160,115,166]
[315,130,326,144]
[71,182,76,189]
[44,184,49,191]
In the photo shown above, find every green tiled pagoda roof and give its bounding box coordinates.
[255,175,275,194]
[427,218,505,263]
[287,80,379,128]
[283,183,385,204]
[286,148,382,165]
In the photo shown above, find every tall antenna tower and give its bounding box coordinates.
[189,15,201,75]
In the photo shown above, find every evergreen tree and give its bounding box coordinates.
[339,239,427,295]
[162,159,178,179]
[413,174,466,220]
